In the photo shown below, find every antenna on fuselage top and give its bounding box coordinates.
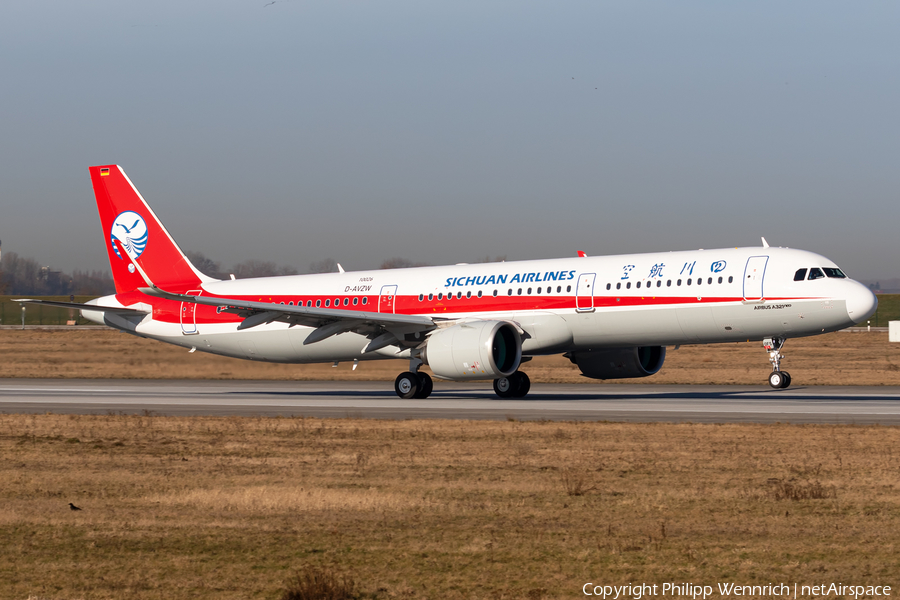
[761,237,770,248]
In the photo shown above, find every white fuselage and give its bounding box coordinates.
[84,246,876,365]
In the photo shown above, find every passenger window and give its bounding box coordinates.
[438,293,443,300]
[793,268,808,281]
[362,297,368,305]
[418,294,423,302]
[657,280,662,287]
[626,282,631,289]
[667,280,672,287]
[478,291,483,298]
[808,268,825,280]
[508,289,513,296]
[306,300,312,307]
[325,299,330,307]
[428,293,433,301]
[696,278,701,286]
[557,286,562,293]
[717,276,723,284]
[492,290,497,297]
[687,278,692,285]
[677,279,682,286]
[708,277,712,284]
[823,267,847,279]
[566,285,572,292]
[335,298,340,306]
[616,282,621,290]
[636,281,641,289]
[466,291,472,298]
[728,276,733,283]
[517,288,523,295]
[353,298,358,305]
[537,287,542,294]
[527,288,532,294]
[343,298,349,306]
[457,292,462,299]
[316,300,321,307]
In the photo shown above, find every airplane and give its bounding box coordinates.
[19,165,877,398]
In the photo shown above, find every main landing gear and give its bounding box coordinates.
[493,371,530,398]
[763,337,792,389]
[393,368,532,399]
[394,359,433,399]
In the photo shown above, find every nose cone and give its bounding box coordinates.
[846,282,878,324]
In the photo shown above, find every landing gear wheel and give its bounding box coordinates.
[769,371,787,389]
[763,337,792,390]
[414,372,433,399]
[493,376,516,399]
[780,371,791,389]
[513,371,531,398]
[395,371,419,399]
[494,372,531,399]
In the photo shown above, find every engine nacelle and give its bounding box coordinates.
[424,321,522,380]
[568,346,666,380]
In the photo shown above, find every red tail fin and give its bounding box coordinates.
[90,165,213,294]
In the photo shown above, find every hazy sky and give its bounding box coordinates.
[1,1,898,280]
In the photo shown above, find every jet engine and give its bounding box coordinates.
[424,321,522,380]
[567,346,666,380]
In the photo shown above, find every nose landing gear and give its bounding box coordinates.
[763,337,791,389]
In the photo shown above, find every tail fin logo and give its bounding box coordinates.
[110,211,149,267]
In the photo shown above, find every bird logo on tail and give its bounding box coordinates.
[110,211,149,270]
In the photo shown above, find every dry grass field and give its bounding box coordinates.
[2,328,900,385]
[2,414,900,599]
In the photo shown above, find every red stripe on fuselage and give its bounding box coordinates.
[114,292,815,325]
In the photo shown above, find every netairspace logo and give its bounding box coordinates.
[582,582,892,599]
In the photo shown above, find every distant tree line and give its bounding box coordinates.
[0,252,114,296]
[0,248,508,295]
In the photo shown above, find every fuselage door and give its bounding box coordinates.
[181,290,201,334]
[576,273,596,312]
[378,285,398,314]
[743,256,769,301]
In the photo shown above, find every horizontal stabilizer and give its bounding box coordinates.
[14,299,148,315]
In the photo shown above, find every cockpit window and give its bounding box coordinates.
[823,267,846,279]
[793,268,808,281]
[808,268,825,280]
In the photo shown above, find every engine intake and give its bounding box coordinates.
[568,346,666,380]
[425,321,522,380]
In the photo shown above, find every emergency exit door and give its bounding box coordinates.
[576,273,596,312]
[378,285,398,313]
[181,290,201,334]
[743,256,768,301]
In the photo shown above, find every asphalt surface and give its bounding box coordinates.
[2,379,900,424]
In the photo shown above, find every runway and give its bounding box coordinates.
[2,379,900,424]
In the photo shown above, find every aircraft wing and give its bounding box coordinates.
[125,247,435,349]
[14,299,149,315]
[140,286,438,349]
